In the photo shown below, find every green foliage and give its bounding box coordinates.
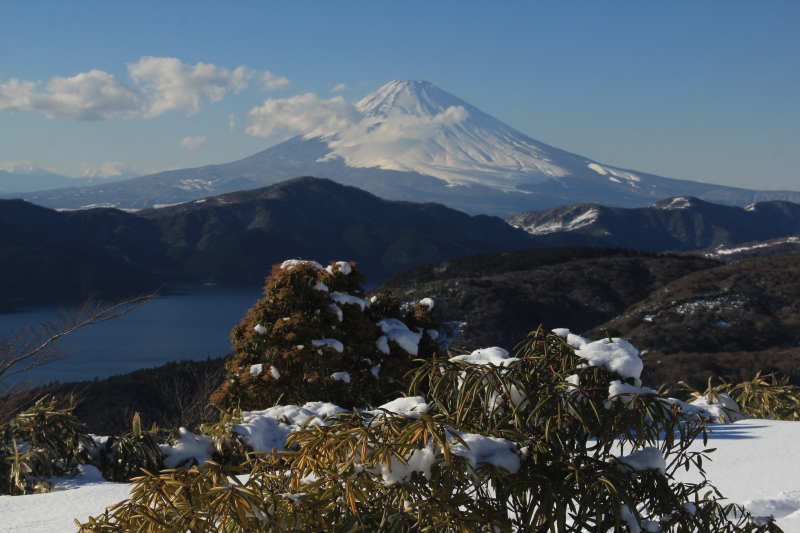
[94,413,164,482]
[681,373,800,421]
[0,398,166,493]
[211,260,440,411]
[79,328,780,532]
[0,396,93,495]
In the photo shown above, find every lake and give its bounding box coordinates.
[0,284,265,386]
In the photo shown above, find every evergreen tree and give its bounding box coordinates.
[211,260,440,410]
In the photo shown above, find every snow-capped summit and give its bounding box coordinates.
[9,80,800,215]
[312,80,570,192]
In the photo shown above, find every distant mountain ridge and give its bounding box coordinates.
[7,80,799,216]
[0,165,132,194]
[506,196,800,252]
[0,177,550,307]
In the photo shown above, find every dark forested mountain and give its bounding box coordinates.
[137,177,542,283]
[507,196,800,252]
[376,247,720,351]
[7,81,799,216]
[1,177,551,308]
[0,199,172,307]
[584,254,800,391]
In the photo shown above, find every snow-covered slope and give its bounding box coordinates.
[506,196,800,252]
[10,81,800,216]
[313,80,571,191]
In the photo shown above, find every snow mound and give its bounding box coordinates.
[160,428,215,469]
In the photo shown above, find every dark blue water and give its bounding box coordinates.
[0,284,264,386]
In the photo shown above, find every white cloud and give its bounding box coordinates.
[245,93,361,137]
[261,72,290,92]
[229,113,236,131]
[245,91,469,146]
[0,71,142,120]
[338,105,469,144]
[128,57,255,118]
[0,57,289,121]
[180,136,207,150]
[330,83,350,93]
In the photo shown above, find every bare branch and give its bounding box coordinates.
[0,291,157,388]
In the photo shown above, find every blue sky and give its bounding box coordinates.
[1,1,797,190]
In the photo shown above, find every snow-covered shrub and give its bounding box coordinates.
[211,260,439,411]
[0,396,93,495]
[78,328,781,532]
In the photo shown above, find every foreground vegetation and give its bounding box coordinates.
[3,258,800,532]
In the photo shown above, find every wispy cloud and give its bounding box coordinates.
[261,72,290,92]
[245,93,360,137]
[180,136,207,150]
[245,92,468,143]
[330,83,350,93]
[229,113,236,131]
[0,57,289,121]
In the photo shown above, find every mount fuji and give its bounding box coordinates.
[11,80,800,216]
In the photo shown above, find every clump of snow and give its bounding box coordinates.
[160,428,214,469]
[552,328,590,348]
[311,338,344,353]
[331,372,350,383]
[280,259,323,271]
[329,303,343,321]
[450,431,521,474]
[427,329,439,340]
[269,366,280,379]
[312,283,329,292]
[691,392,740,411]
[326,261,352,275]
[376,335,390,354]
[664,396,747,423]
[576,337,643,383]
[606,380,659,409]
[374,445,437,485]
[235,402,347,452]
[330,292,370,310]
[376,396,430,419]
[450,346,518,367]
[371,364,381,378]
[250,364,263,376]
[418,297,434,309]
[616,447,666,473]
[377,318,422,355]
[254,324,268,335]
